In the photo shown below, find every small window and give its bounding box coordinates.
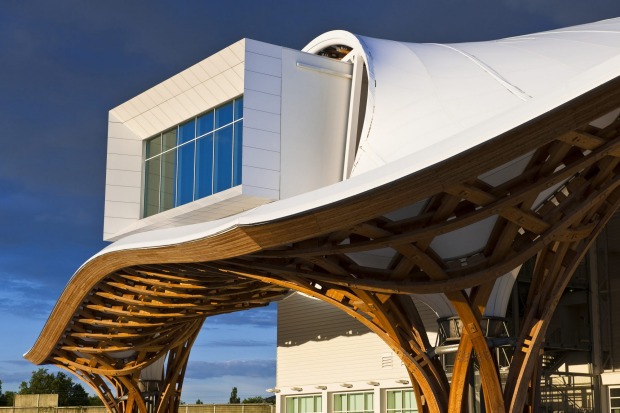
[387,389,417,413]
[215,100,234,128]
[285,394,322,413]
[197,111,214,136]
[611,387,620,413]
[334,392,373,413]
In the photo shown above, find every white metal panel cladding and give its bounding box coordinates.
[277,293,408,387]
[109,39,245,138]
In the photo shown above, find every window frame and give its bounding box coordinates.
[610,386,620,413]
[386,389,417,413]
[332,391,374,413]
[284,394,322,413]
[142,96,243,218]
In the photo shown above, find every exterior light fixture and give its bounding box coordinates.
[291,387,303,392]
[315,386,327,390]
[367,381,380,386]
[340,383,353,388]
[395,379,409,385]
[266,388,281,393]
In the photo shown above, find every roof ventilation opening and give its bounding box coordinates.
[317,44,353,60]
[343,60,369,179]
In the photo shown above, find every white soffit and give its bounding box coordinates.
[106,187,272,241]
[110,39,246,139]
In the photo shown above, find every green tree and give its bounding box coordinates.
[229,387,240,404]
[19,369,89,406]
[0,380,14,407]
[3,391,16,407]
[195,399,204,404]
[242,396,268,404]
[88,395,104,406]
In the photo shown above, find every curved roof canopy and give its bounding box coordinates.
[24,17,620,413]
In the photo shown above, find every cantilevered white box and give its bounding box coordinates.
[104,39,353,241]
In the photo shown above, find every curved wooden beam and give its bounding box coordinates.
[222,269,448,412]
[24,78,620,413]
[446,282,496,412]
[505,186,620,412]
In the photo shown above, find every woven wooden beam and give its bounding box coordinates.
[24,77,620,412]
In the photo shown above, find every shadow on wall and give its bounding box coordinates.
[277,292,438,348]
[278,293,437,347]
[277,292,372,347]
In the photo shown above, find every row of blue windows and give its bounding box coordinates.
[143,97,243,218]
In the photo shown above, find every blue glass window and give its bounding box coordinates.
[214,125,233,192]
[233,120,243,186]
[179,119,195,144]
[195,133,214,199]
[176,142,195,206]
[215,101,233,128]
[197,111,214,136]
[234,97,243,120]
[143,97,243,218]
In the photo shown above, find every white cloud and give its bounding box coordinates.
[185,360,275,380]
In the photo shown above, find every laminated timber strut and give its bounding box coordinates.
[25,74,620,413]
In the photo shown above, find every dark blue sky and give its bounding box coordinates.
[1,0,620,403]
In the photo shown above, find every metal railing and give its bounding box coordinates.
[539,374,594,413]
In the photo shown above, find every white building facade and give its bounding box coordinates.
[276,293,440,413]
[103,39,353,241]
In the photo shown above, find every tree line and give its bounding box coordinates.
[1,372,272,407]
[0,369,102,407]
[193,387,272,405]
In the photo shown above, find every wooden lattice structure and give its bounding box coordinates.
[25,65,620,412]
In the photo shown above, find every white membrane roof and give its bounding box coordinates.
[91,17,620,260]
[305,19,620,175]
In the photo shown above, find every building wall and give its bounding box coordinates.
[277,293,408,387]
[14,395,58,408]
[279,48,350,199]
[104,39,246,240]
[241,40,282,200]
[103,40,352,241]
[276,293,439,412]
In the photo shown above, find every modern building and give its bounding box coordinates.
[25,17,620,413]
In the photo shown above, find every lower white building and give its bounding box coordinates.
[276,293,437,413]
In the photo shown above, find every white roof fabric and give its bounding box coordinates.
[305,18,620,175]
[95,17,620,262]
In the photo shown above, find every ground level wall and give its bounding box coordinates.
[0,405,273,413]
